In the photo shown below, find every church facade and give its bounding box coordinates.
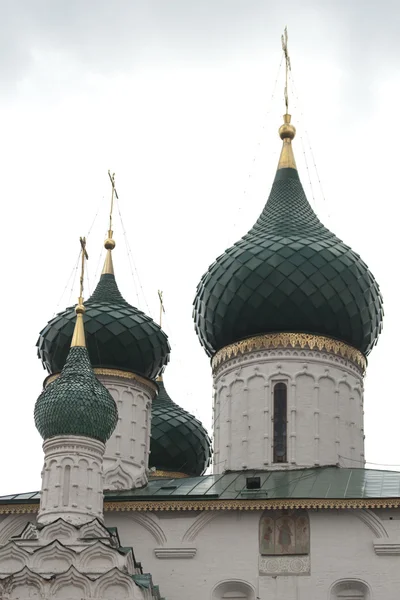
[0,76,398,599]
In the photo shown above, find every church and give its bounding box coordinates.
[0,35,398,600]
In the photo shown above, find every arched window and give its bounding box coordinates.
[273,382,287,463]
[212,581,255,600]
[331,580,370,600]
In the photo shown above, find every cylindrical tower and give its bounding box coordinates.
[37,195,170,490]
[193,114,383,473]
[35,293,118,524]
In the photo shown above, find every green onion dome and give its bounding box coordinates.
[34,343,118,443]
[37,273,170,379]
[193,115,383,357]
[149,380,212,477]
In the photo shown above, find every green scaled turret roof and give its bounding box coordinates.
[37,273,170,379]
[149,380,212,477]
[34,346,118,443]
[193,120,383,357]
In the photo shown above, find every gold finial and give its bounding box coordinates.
[102,170,119,275]
[156,290,166,383]
[158,290,165,328]
[277,28,297,171]
[71,237,89,348]
[281,26,291,114]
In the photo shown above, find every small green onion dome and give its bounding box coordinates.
[34,346,118,443]
[193,133,383,357]
[37,273,170,379]
[149,380,212,477]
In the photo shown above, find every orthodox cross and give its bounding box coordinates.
[107,170,119,238]
[79,236,89,303]
[158,289,165,328]
[281,27,291,113]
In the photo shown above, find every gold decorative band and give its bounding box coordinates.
[149,470,189,479]
[1,497,400,514]
[44,368,158,393]
[212,333,366,373]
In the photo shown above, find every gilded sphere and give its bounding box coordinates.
[104,238,116,250]
[75,303,86,315]
[279,123,296,140]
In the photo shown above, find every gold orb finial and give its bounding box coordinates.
[277,114,297,171]
[279,113,296,141]
[105,237,116,250]
[75,302,86,315]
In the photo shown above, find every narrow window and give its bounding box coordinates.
[62,465,71,506]
[273,382,287,463]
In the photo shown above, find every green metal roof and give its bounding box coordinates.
[2,468,400,503]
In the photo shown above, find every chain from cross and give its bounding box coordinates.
[158,290,165,327]
[281,27,291,113]
[79,236,89,302]
[107,170,119,238]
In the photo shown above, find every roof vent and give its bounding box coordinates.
[246,476,261,490]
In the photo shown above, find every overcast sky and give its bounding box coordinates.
[0,0,399,494]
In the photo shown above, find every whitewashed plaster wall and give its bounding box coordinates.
[213,348,364,473]
[1,508,400,598]
[103,508,400,600]
[38,436,105,525]
[98,373,155,490]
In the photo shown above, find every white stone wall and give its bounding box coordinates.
[0,514,147,600]
[37,436,105,526]
[103,508,400,600]
[213,348,364,472]
[2,507,400,598]
[97,373,156,490]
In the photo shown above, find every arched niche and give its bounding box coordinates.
[212,580,255,599]
[331,580,370,600]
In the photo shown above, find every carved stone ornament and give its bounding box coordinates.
[259,554,310,576]
[212,333,366,374]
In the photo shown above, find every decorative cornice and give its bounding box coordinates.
[149,470,189,479]
[45,368,157,395]
[154,547,197,559]
[212,333,366,374]
[2,497,400,515]
[373,540,400,555]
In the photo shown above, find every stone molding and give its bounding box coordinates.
[214,347,364,380]
[259,554,310,575]
[212,333,366,374]
[373,539,400,555]
[3,497,400,515]
[154,547,197,559]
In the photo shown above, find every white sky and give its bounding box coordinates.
[0,0,399,494]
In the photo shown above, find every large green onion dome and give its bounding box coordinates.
[35,305,118,443]
[193,115,383,357]
[37,248,170,379]
[149,379,212,477]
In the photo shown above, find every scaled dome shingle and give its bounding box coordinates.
[150,380,212,477]
[193,167,383,356]
[34,346,118,443]
[37,273,170,379]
